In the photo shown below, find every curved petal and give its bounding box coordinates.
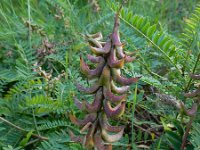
[111,80,130,94]
[76,82,100,94]
[69,113,97,126]
[99,113,125,132]
[73,88,103,113]
[87,55,104,63]
[104,100,125,118]
[101,127,124,143]
[94,131,112,150]
[90,40,111,55]
[84,121,97,148]
[85,88,103,112]
[103,85,126,103]
[88,38,102,48]
[86,32,103,40]
[112,68,141,85]
[116,45,137,62]
[80,122,92,133]
[68,130,84,143]
[103,40,112,53]
[108,48,125,68]
[73,97,86,110]
[116,46,125,58]
[80,57,105,78]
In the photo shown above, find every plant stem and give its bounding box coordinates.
[32,108,40,136]
[181,116,194,150]
[185,53,200,92]
[27,0,31,50]
[25,139,40,147]
[0,116,48,140]
[133,123,159,138]
[131,83,138,149]
[137,59,167,80]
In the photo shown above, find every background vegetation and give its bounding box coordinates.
[0,0,199,149]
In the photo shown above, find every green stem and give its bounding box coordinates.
[32,108,40,136]
[137,58,167,80]
[131,83,138,149]
[181,116,194,150]
[185,53,200,92]
[27,0,31,50]
[0,116,48,140]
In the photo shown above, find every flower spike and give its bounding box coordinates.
[70,12,140,149]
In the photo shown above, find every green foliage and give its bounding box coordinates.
[191,123,200,150]
[0,0,199,149]
[119,8,179,69]
[181,3,200,52]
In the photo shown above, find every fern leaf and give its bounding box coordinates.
[191,123,200,150]
[181,3,200,51]
[110,5,182,74]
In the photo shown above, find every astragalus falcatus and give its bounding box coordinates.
[69,13,140,149]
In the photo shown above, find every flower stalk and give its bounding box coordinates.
[69,13,140,149]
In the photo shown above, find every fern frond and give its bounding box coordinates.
[191,123,200,150]
[4,79,43,100]
[0,80,6,95]
[36,131,82,150]
[0,123,23,148]
[181,3,200,51]
[0,70,19,82]
[45,54,66,68]
[37,120,73,131]
[110,4,182,74]
[24,95,65,116]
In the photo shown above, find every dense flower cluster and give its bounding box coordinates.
[69,14,140,149]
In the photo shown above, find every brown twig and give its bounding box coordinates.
[147,125,163,132]
[0,116,48,140]
[181,116,194,150]
[134,123,159,138]
[25,139,40,147]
